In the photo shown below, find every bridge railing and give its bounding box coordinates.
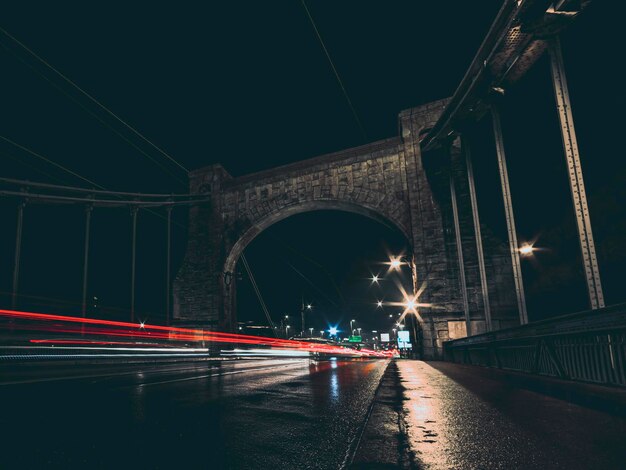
[443,304,626,387]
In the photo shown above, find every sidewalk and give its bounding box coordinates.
[348,360,416,469]
[351,359,626,469]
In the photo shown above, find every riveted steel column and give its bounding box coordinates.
[165,205,172,325]
[549,36,604,309]
[130,206,138,323]
[491,106,528,324]
[464,139,492,331]
[81,205,93,318]
[11,199,26,309]
[448,143,471,336]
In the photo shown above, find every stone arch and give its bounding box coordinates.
[223,198,412,274]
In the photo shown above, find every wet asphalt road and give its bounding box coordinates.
[397,360,626,469]
[0,358,388,469]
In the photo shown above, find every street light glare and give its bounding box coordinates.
[371,275,379,283]
[519,244,534,255]
[329,327,338,335]
[306,304,312,309]
[377,301,383,308]
[390,258,402,269]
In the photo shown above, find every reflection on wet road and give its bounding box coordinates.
[0,358,388,469]
[399,360,626,469]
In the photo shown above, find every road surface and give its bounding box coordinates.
[0,358,387,468]
[2,358,626,469]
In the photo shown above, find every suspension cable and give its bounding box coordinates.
[0,26,189,175]
[241,253,278,337]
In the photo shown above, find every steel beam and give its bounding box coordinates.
[130,207,138,323]
[11,200,25,308]
[81,205,92,318]
[448,147,472,336]
[491,106,528,324]
[549,36,604,309]
[165,206,172,325]
[464,139,493,331]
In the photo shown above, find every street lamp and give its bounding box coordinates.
[377,300,383,308]
[286,325,291,338]
[309,327,314,337]
[371,274,380,283]
[519,243,535,256]
[301,302,313,336]
[319,330,324,337]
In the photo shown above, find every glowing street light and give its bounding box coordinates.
[306,304,312,309]
[329,327,338,336]
[309,327,314,336]
[519,244,535,256]
[350,319,356,332]
[377,300,383,308]
[371,274,380,283]
[390,258,402,270]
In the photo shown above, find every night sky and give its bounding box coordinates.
[0,2,624,334]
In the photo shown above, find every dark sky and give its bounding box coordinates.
[0,2,624,333]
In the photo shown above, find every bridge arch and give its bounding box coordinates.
[224,199,412,275]
[173,99,519,358]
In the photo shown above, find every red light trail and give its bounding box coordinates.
[0,309,393,358]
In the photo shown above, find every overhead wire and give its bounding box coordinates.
[0,40,187,187]
[300,0,368,140]
[0,26,189,175]
[241,253,278,336]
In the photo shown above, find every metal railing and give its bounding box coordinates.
[443,304,626,387]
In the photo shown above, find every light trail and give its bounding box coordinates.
[0,308,392,358]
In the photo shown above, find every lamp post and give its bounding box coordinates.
[309,327,314,337]
[301,301,312,336]
[350,319,355,334]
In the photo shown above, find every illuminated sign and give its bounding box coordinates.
[348,335,362,343]
[397,330,411,348]
[380,333,390,342]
